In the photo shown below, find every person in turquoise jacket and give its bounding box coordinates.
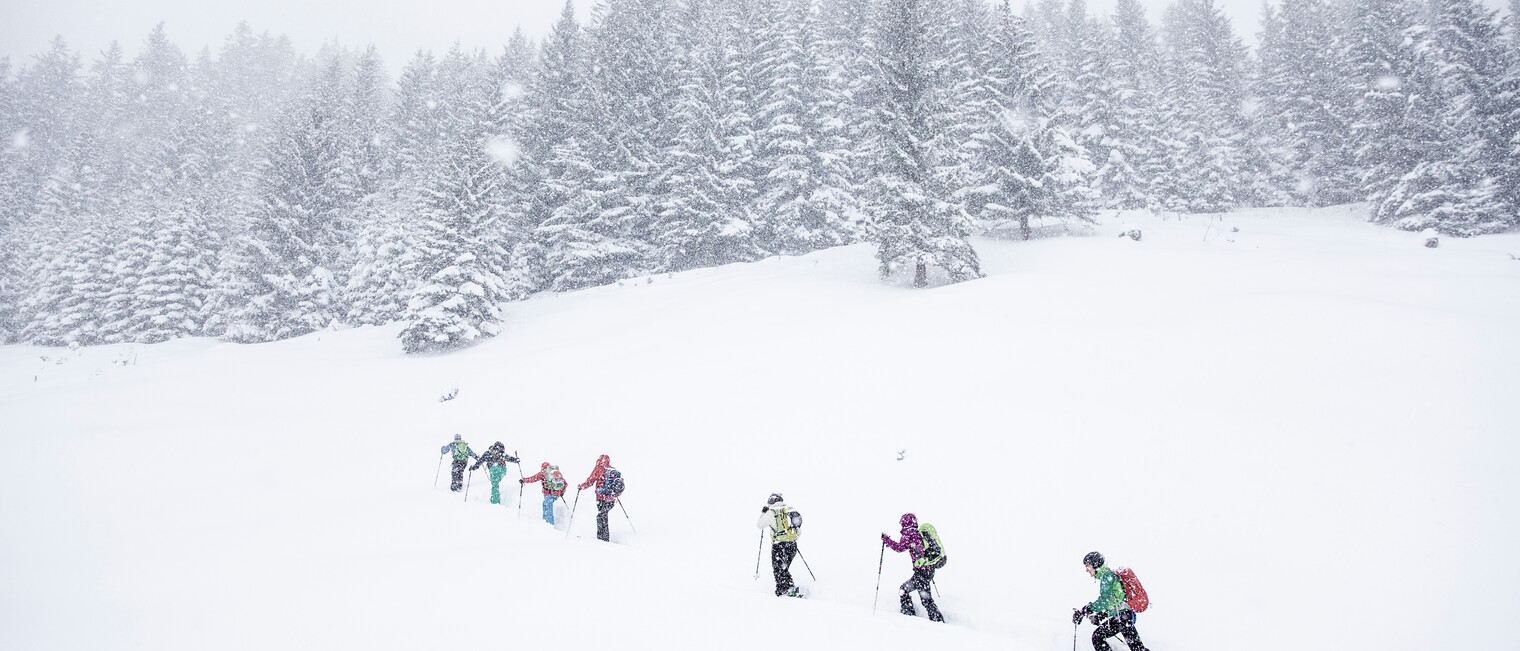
[1072,551,1148,651]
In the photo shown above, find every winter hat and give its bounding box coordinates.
[767,493,784,505]
[454,434,462,441]
[900,513,918,528]
[1083,551,1105,569]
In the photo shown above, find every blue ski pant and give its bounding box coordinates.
[542,494,558,524]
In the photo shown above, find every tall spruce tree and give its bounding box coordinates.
[399,49,515,353]
[871,0,981,287]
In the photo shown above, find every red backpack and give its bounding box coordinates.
[1115,568,1149,613]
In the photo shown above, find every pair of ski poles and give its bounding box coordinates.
[562,488,637,540]
[753,530,817,582]
[871,540,941,614]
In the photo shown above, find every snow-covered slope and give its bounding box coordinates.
[4,206,1518,651]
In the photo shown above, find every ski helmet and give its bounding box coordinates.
[1083,551,1105,568]
[767,493,784,505]
[454,434,462,441]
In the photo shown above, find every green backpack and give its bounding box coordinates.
[452,441,470,461]
[544,466,566,491]
[918,523,947,566]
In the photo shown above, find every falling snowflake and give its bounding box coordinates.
[501,84,525,102]
[1376,75,1402,91]
[10,129,29,151]
[485,136,520,168]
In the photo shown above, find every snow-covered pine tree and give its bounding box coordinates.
[536,0,678,290]
[1344,0,1439,220]
[968,2,1094,240]
[220,53,355,342]
[1254,0,1357,206]
[1100,0,1162,210]
[0,56,18,341]
[399,49,515,353]
[816,0,881,226]
[1152,0,1250,213]
[653,0,764,273]
[1382,0,1512,235]
[751,0,855,255]
[870,0,981,287]
[1493,0,1520,221]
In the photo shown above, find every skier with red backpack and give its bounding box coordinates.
[520,462,568,524]
[881,513,946,622]
[1072,551,1150,651]
[575,454,624,542]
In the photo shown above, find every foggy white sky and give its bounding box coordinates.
[0,0,1511,76]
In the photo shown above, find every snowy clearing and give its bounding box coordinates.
[3,206,1518,651]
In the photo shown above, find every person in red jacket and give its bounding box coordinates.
[520,462,567,525]
[576,454,619,541]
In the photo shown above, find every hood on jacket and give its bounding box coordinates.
[540,462,550,470]
[900,513,918,529]
[597,454,611,467]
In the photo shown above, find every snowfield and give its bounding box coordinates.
[3,205,1518,651]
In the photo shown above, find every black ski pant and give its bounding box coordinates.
[450,458,468,492]
[595,499,614,541]
[771,541,797,595]
[1092,610,1147,651]
[899,562,945,622]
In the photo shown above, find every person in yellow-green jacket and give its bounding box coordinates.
[757,494,801,597]
[439,434,477,492]
[1072,551,1148,651]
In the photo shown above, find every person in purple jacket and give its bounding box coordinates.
[881,512,946,622]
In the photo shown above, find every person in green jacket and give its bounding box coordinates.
[469,442,520,504]
[1072,551,1148,651]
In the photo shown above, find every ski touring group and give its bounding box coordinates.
[437,435,626,541]
[437,435,1152,650]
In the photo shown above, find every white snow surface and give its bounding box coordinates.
[3,205,1518,651]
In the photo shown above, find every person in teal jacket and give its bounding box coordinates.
[1072,551,1148,651]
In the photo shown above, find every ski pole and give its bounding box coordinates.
[617,498,636,533]
[564,489,582,540]
[754,530,765,580]
[872,541,885,614]
[932,578,941,598]
[796,546,817,581]
[434,454,444,487]
[463,468,473,502]
[1073,622,1078,651]
[516,452,524,518]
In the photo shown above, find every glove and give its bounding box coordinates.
[1089,612,1103,626]
[506,455,520,464]
[881,533,891,545]
[518,479,525,484]
[1072,607,1089,625]
[761,506,770,513]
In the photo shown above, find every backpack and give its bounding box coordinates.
[919,523,946,562]
[600,468,625,496]
[452,441,469,461]
[1115,567,1149,613]
[544,466,566,492]
[773,507,802,538]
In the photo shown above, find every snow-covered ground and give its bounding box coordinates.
[3,205,1518,651]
